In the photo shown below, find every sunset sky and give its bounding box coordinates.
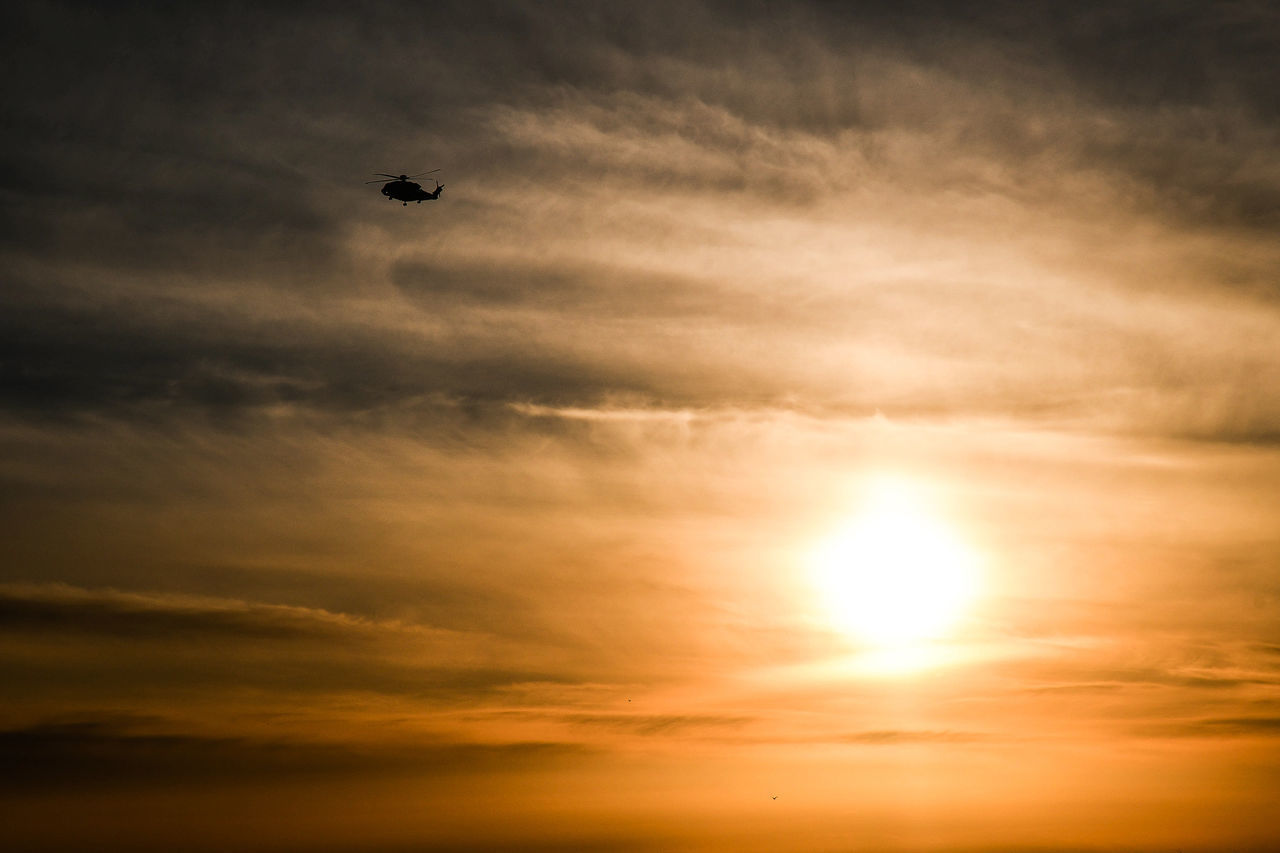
[3,2,1280,851]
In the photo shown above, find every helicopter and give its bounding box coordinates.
[366,170,445,205]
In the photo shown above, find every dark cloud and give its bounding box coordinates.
[1019,681,1126,695]
[0,716,588,792]
[1013,664,1278,694]
[1139,716,1280,739]
[329,842,650,853]
[0,584,578,702]
[836,729,993,745]
[0,276,659,421]
[2,0,1277,438]
[7,1,1275,248]
[391,254,915,330]
[1044,1,1280,117]
[170,832,653,853]
[1,643,576,710]
[788,1,1280,115]
[559,713,753,737]
[0,583,367,640]
[86,562,537,639]
[390,258,716,316]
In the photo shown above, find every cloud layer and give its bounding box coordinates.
[3,2,1280,851]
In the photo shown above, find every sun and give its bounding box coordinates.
[810,480,980,648]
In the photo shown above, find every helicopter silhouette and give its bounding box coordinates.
[366,170,444,205]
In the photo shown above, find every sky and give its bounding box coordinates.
[2,1,1280,851]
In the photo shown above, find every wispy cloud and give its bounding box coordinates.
[0,582,382,640]
[0,714,590,792]
[0,582,584,707]
[3,2,1280,850]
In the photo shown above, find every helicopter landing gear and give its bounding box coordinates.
[402,202,407,206]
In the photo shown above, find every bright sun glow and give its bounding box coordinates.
[811,479,980,648]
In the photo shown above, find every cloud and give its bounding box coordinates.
[390,256,737,319]
[1137,716,1280,740]
[0,275,662,421]
[836,729,993,745]
[0,583,582,703]
[559,713,754,737]
[0,715,589,792]
[1001,647,1280,695]
[2,6,1279,851]
[3,0,1279,445]
[0,582,372,640]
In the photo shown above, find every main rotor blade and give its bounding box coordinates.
[405,169,441,178]
[365,178,392,183]
[374,173,403,179]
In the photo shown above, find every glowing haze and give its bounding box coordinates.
[2,2,1279,851]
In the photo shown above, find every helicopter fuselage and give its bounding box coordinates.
[381,180,443,204]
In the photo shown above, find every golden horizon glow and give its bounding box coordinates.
[810,479,981,651]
